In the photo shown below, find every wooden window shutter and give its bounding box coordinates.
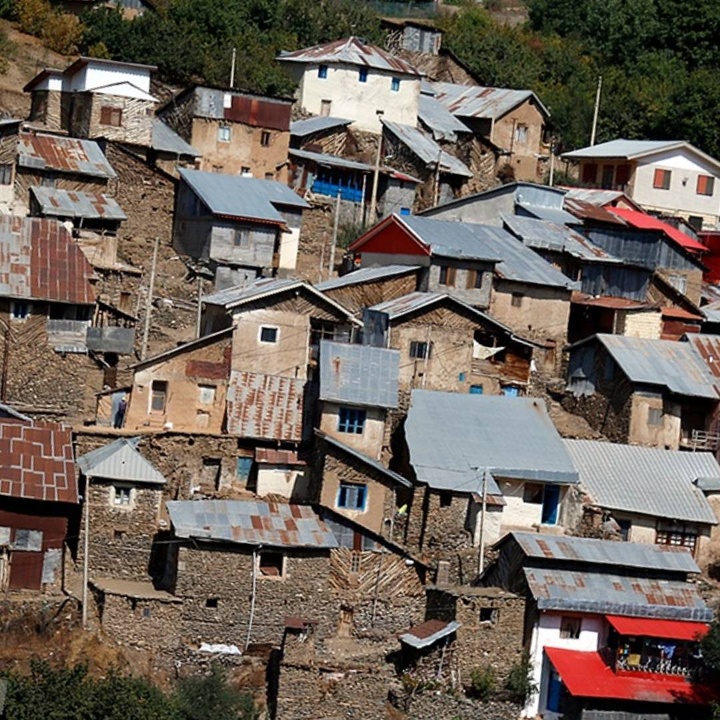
[100,106,112,125]
[581,163,597,184]
[653,168,670,189]
[615,164,630,187]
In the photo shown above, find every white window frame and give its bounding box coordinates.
[111,485,133,508]
[218,125,231,143]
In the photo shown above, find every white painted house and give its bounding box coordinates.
[563,139,720,230]
[278,37,422,134]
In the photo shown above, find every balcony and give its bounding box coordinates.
[86,326,135,355]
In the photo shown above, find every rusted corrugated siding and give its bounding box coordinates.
[225,95,291,132]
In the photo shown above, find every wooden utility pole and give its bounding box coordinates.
[590,76,603,146]
[368,111,385,220]
[195,275,203,338]
[140,238,159,361]
[477,469,488,576]
[328,188,342,277]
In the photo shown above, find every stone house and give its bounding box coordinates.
[173,168,310,285]
[289,116,352,154]
[562,139,720,230]
[565,333,719,450]
[24,57,158,147]
[158,86,291,181]
[278,37,423,135]
[482,532,714,720]
[564,439,719,568]
[0,416,78,592]
[383,18,443,56]
[317,340,400,460]
[76,437,167,584]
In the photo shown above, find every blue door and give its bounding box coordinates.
[546,670,563,713]
[542,484,560,525]
[502,386,519,397]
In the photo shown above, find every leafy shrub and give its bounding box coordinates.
[42,11,84,54]
[14,0,51,36]
[469,665,496,701]
[504,652,537,704]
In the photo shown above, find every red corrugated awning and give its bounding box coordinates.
[608,208,707,253]
[545,647,717,703]
[606,615,708,641]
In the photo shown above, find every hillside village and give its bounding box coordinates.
[3,13,720,720]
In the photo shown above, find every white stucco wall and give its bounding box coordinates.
[256,465,310,500]
[278,226,300,271]
[497,478,569,533]
[69,63,153,95]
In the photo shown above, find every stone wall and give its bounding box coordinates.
[561,379,633,444]
[321,273,419,315]
[83,94,155,147]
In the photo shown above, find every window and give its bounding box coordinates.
[560,616,582,639]
[150,380,167,414]
[258,551,284,577]
[318,64,328,79]
[647,407,663,426]
[523,483,544,504]
[514,123,528,144]
[511,293,523,308]
[0,163,11,185]
[261,131,271,147]
[601,165,615,189]
[12,529,43,552]
[358,67,368,83]
[653,168,672,190]
[234,228,249,247]
[439,491,452,508]
[466,269,484,290]
[42,173,56,188]
[688,215,704,232]
[338,407,366,434]
[113,529,126,541]
[479,608,498,624]
[205,598,219,608]
[264,172,274,180]
[617,518,632,541]
[10,301,29,321]
[112,486,132,506]
[470,385,484,395]
[409,341,431,360]
[259,326,278,343]
[667,274,687,294]
[100,106,122,127]
[320,99,332,117]
[218,125,231,142]
[656,522,697,553]
[198,384,216,404]
[697,175,715,196]
[350,552,361,574]
[615,164,631,187]
[438,265,456,287]
[337,482,367,510]
[241,166,251,174]
[391,77,400,92]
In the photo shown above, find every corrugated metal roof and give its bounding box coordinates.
[562,139,685,161]
[509,531,700,574]
[564,439,718,525]
[178,168,309,223]
[563,197,629,226]
[151,119,200,156]
[226,370,304,442]
[289,148,373,173]
[399,620,461,649]
[77,437,166,485]
[524,568,711,620]
[167,499,338,549]
[190,87,292,130]
[517,202,579,225]
[608,208,706,253]
[702,302,720,324]
[688,335,720,380]
[563,188,633,207]
[290,116,352,137]
[30,186,127,221]
[382,120,472,177]
[316,264,420,291]
[594,334,718,399]
[319,340,399,408]
[17,132,117,179]
[503,214,621,263]
[0,215,96,304]
[432,81,550,120]
[278,36,422,76]
[406,391,579,488]
[418,93,471,142]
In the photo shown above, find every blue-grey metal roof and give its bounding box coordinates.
[30,186,127,221]
[564,440,718,525]
[701,301,720,323]
[382,120,472,178]
[289,148,373,173]
[418,93,471,142]
[562,139,685,161]
[319,340,399,408]
[593,334,718,400]
[399,620,462,649]
[516,202,579,226]
[405,391,579,488]
[432,81,550,121]
[523,568,712,621]
[77,437,166,485]
[316,264,421,291]
[151,119,200,156]
[290,116,352,137]
[509,531,700,574]
[563,187,635,207]
[167,499,338,549]
[502,215,621,264]
[178,168,309,223]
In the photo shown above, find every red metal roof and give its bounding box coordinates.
[606,615,708,642]
[0,419,78,504]
[571,292,653,310]
[545,647,717,704]
[660,306,704,321]
[608,208,707,253]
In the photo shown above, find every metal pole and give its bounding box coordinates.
[81,477,90,628]
[548,140,556,187]
[140,238,159,361]
[230,48,237,89]
[368,113,384,220]
[590,76,603,146]
[245,548,258,650]
[328,188,341,277]
[434,149,442,207]
[195,275,203,338]
[477,469,488,576]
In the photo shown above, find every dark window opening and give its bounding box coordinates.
[409,340,431,360]
[439,491,452,508]
[150,380,167,413]
[100,106,123,127]
[259,551,284,577]
[480,607,498,624]
[260,326,278,343]
[205,598,219,608]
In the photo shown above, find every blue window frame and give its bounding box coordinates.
[337,482,367,510]
[358,67,368,83]
[470,385,484,395]
[338,407,366,434]
[236,457,252,483]
[391,77,400,92]
[318,64,328,79]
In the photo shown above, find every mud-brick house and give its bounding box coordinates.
[363,292,536,397]
[565,333,719,450]
[158,86,292,181]
[76,437,167,584]
[173,168,310,285]
[564,439,719,568]
[482,532,715,720]
[0,417,78,592]
[317,340,400,459]
[278,37,423,135]
[398,391,579,579]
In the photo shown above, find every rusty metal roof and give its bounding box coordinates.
[30,187,127,221]
[167,499,338,549]
[0,215,96,305]
[191,87,292,131]
[431,81,550,120]
[278,36,422,76]
[18,132,117,179]
[254,448,305,466]
[0,419,78,504]
[226,370,304,442]
[563,197,628,226]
